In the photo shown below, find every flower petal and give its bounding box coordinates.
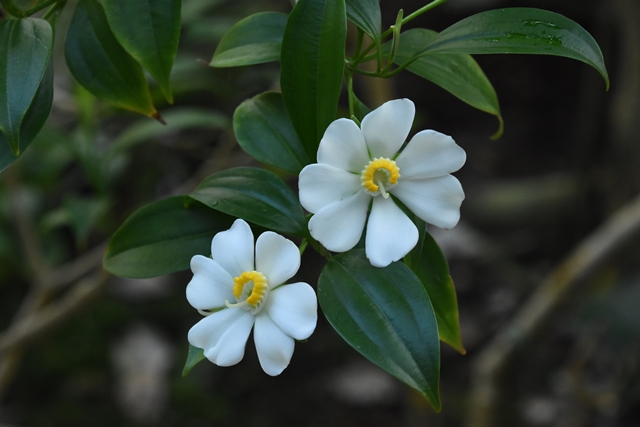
[317,118,370,173]
[265,282,317,340]
[365,196,419,267]
[211,219,254,277]
[396,130,466,179]
[361,99,415,158]
[254,314,295,376]
[188,308,254,367]
[186,255,234,310]
[308,190,370,252]
[298,163,362,213]
[256,231,300,286]
[392,175,465,229]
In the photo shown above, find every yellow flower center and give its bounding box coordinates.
[360,157,400,198]
[225,270,269,314]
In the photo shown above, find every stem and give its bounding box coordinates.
[347,72,356,118]
[380,0,448,40]
[24,0,57,16]
[0,0,24,17]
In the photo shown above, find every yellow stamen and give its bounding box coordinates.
[228,271,269,310]
[361,157,400,196]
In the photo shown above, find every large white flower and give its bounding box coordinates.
[186,219,317,376]
[298,98,466,268]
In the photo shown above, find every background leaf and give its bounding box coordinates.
[318,249,441,410]
[211,12,287,67]
[346,0,381,41]
[102,0,181,104]
[419,7,609,89]
[64,0,158,118]
[280,0,347,158]
[405,220,465,354]
[233,91,311,174]
[104,196,234,278]
[189,167,307,236]
[0,17,52,156]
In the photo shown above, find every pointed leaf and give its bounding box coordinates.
[189,167,307,236]
[64,0,157,117]
[102,0,181,103]
[211,12,287,68]
[182,344,206,377]
[280,0,347,158]
[405,220,465,354]
[346,0,381,41]
[318,249,441,410]
[419,8,609,89]
[233,91,311,174]
[104,196,234,278]
[0,17,52,156]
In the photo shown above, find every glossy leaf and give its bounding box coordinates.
[189,167,307,236]
[405,220,465,354]
[318,250,441,410]
[65,0,158,118]
[419,8,609,89]
[102,0,181,104]
[104,196,234,278]
[280,0,347,158]
[0,17,52,156]
[211,12,287,67]
[346,0,381,41]
[233,92,311,174]
[0,62,53,172]
[182,344,206,377]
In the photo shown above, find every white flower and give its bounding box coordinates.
[298,98,466,268]
[186,219,317,376]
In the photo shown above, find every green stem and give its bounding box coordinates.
[24,0,57,16]
[0,0,25,17]
[42,0,65,21]
[380,0,448,40]
[347,72,355,118]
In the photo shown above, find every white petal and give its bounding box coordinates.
[365,196,419,267]
[210,219,254,277]
[392,176,465,229]
[186,255,234,310]
[265,282,317,340]
[298,163,362,213]
[317,118,370,173]
[188,308,254,367]
[308,190,370,252]
[396,130,466,179]
[361,99,415,158]
[255,232,300,286]
[253,314,295,376]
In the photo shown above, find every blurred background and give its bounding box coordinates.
[1,0,640,426]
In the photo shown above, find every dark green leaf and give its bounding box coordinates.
[318,250,441,410]
[189,167,307,236]
[0,17,52,156]
[233,91,311,174]
[346,0,381,41]
[0,61,53,172]
[352,92,371,122]
[280,0,347,158]
[104,196,234,278]
[102,0,181,104]
[64,0,158,118]
[419,8,609,89]
[182,344,206,377]
[211,12,287,67]
[405,220,465,354]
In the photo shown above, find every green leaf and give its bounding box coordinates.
[419,7,609,89]
[405,220,465,354]
[211,12,287,68]
[0,61,53,172]
[182,344,206,377]
[102,0,181,104]
[346,0,381,41]
[104,196,234,278]
[318,250,441,410]
[189,167,307,236]
[390,28,502,138]
[0,17,52,156]
[280,0,347,159]
[233,92,311,174]
[64,0,158,118]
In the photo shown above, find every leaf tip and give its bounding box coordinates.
[490,115,504,140]
[151,111,166,125]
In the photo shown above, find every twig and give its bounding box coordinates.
[466,191,640,427]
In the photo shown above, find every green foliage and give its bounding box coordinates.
[345,0,381,41]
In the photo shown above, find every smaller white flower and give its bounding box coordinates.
[186,219,317,376]
[298,98,466,268]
